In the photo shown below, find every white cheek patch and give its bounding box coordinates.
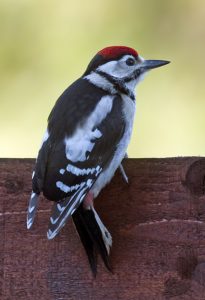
[97,55,136,78]
[64,95,114,162]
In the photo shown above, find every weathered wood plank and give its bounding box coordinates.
[1,158,205,299]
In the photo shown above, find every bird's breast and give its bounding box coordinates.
[121,94,136,138]
[91,95,136,197]
[112,94,136,160]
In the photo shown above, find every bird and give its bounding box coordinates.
[27,46,169,275]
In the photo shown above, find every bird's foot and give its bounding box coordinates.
[119,163,129,184]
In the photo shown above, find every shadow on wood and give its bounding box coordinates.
[1,157,205,299]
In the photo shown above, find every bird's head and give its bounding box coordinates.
[84,46,170,93]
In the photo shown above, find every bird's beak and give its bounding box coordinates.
[140,60,170,71]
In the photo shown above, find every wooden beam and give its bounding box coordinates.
[1,158,205,299]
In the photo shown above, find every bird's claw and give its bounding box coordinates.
[119,163,129,184]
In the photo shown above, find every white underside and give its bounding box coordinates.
[91,94,136,197]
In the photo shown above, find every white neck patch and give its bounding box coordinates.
[84,72,117,94]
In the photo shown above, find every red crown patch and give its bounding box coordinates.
[98,46,138,59]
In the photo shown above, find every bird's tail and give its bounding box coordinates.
[27,191,39,229]
[72,204,112,276]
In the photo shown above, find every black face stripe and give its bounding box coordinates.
[95,69,136,101]
[123,69,141,83]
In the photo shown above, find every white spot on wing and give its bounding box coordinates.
[66,164,102,177]
[56,177,93,194]
[86,179,92,187]
[56,181,85,193]
[56,181,70,193]
[95,166,101,176]
[59,169,65,175]
[66,164,82,176]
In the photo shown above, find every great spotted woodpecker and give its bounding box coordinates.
[27,46,169,275]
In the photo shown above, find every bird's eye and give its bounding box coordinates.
[126,58,135,66]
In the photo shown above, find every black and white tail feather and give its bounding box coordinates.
[27,162,128,235]
[72,204,112,276]
[27,162,128,275]
[47,185,89,239]
[27,186,113,275]
[27,192,39,229]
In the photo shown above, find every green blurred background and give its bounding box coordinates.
[0,0,205,158]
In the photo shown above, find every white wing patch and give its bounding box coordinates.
[64,95,114,162]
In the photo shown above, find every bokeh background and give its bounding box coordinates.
[0,0,205,158]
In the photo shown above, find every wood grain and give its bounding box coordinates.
[1,158,205,300]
